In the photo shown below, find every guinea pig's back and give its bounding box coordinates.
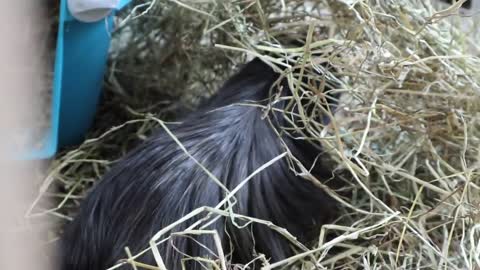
[59,58,336,270]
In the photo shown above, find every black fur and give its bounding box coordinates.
[60,57,338,270]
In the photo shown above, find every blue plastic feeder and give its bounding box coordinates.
[23,0,132,160]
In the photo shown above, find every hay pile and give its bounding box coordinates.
[28,0,480,269]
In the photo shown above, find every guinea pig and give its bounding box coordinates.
[59,57,340,270]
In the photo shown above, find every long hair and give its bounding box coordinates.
[60,57,339,270]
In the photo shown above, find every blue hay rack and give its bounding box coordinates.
[23,0,132,160]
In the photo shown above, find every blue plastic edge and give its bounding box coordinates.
[19,0,133,161]
[57,17,113,149]
[20,0,67,160]
[117,0,132,10]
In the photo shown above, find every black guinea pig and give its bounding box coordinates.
[59,57,340,270]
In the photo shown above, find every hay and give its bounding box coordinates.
[28,0,480,269]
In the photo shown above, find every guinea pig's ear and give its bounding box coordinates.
[234,57,277,78]
[194,57,281,110]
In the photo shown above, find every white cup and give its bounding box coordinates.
[67,0,119,22]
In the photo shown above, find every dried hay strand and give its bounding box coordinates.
[28,0,480,269]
